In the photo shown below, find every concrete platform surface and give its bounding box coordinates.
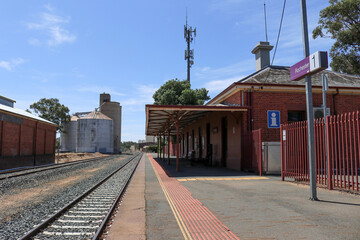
[106,154,145,240]
[109,154,360,240]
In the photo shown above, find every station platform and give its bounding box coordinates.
[106,153,360,240]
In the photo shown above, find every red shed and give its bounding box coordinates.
[0,96,57,170]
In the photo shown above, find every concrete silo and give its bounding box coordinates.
[99,93,122,153]
[76,111,114,153]
[60,115,79,152]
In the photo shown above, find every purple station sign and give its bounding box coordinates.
[290,51,328,81]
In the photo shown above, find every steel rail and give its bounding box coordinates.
[0,155,118,180]
[92,152,142,239]
[19,153,141,240]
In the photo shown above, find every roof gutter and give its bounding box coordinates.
[0,109,57,127]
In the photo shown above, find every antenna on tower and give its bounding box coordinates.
[264,1,268,42]
[184,9,196,84]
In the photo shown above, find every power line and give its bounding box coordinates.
[271,0,286,65]
[262,0,287,84]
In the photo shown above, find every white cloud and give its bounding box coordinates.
[0,58,24,71]
[208,0,248,15]
[193,59,253,95]
[121,85,158,106]
[77,85,126,97]
[194,59,253,80]
[27,4,76,47]
[205,76,244,94]
[30,70,64,83]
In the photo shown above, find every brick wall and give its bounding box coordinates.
[0,115,57,170]
[223,89,360,142]
[181,111,243,170]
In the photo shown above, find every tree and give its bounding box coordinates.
[120,141,138,151]
[312,0,360,75]
[29,98,70,132]
[153,79,210,105]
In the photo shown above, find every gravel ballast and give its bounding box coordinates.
[0,154,137,240]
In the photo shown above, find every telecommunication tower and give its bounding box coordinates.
[184,12,196,83]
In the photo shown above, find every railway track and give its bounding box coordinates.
[19,152,142,240]
[0,155,122,180]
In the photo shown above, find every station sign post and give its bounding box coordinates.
[292,0,329,201]
[290,51,328,81]
[290,51,328,198]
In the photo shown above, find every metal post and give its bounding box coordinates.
[322,73,329,187]
[176,122,180,172]
[158,135,161,159]
[162,133,165,161]
[300,0,318,200]
[167,131,170,165]
[326,115,332,190]
[187,35,191,83]
[157,135,159,158]
[281,125,285,181]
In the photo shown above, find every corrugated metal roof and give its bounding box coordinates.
[207,65,360,105]
[0,104,56,125]
[0,95,16,103]
[70,115,79,121]
[240,66,360,87]
[146,104,248,135]
[80,111,112,120]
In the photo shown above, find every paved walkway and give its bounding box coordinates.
[108,153,360,240]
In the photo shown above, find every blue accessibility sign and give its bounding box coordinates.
[267,110,280,128]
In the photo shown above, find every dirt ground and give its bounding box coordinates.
[55,152,110,164]
[0,154,125,222]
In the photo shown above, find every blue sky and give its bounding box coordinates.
[0,0,334,142]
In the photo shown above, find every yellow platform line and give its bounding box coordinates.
[178,176,269,182]
[148,155,193,240]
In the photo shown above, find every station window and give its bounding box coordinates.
[287,110,306,123]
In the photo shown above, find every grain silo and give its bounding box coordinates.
[60,115,79,152]
[76,111,113,153]
[99,93,122,153]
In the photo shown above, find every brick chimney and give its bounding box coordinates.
[251,41,273,71]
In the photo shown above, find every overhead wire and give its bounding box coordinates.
[262,0,287,84]
[271,0,287,66]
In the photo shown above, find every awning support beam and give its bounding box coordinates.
[167,130,170,165]
[168,111,181,171]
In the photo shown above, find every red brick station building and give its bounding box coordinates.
[146,42,360,173]
[0,96,57,170]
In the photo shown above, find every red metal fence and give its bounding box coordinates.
[281,111,360,192]
[242,129,262,175]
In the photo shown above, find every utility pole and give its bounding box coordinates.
[300,0,318,201]
[184,10,196,83]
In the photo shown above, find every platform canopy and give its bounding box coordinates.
[145,104,248,136]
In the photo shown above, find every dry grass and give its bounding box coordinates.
[56,152,110,163]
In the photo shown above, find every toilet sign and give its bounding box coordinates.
[267,110,280,128]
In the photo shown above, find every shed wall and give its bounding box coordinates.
[0,117,56,170]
